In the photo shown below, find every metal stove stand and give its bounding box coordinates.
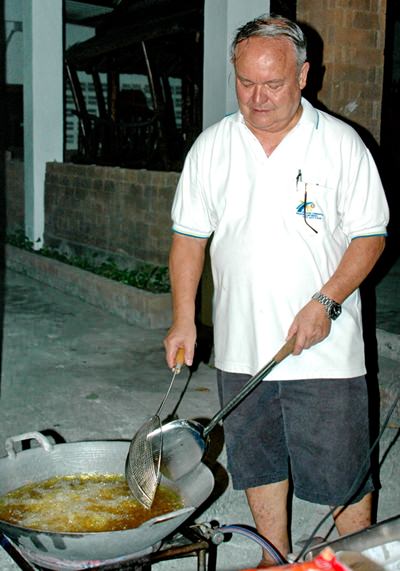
[2,522,223,571]
[97,523,220,571]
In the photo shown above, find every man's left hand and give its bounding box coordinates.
[287,300,331,355]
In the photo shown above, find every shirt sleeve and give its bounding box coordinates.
[171,145,215,239]
[339,139,389,240]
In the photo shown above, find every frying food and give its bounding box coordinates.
[0,473,183,532]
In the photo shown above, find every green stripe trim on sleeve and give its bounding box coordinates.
[172,229,210,239]
[351,233,387,240]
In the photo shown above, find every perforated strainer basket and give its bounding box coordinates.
[125,418,163,509]
[125,348,185,509]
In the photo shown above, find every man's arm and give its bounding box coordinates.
[288,235,386,355]
[164,233,208,368]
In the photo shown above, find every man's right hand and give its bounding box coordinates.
[163,320,197,369]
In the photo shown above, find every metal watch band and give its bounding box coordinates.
[311,292,342,320]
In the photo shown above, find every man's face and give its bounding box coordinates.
[234,36,309,136]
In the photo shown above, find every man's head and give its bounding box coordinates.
[231,15,309,138]
[231,15,307,71]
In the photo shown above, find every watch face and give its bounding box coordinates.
[329,303,342,320]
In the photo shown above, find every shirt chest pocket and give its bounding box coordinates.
[294,181,339,234]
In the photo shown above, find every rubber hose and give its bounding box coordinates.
[215,524,287,565]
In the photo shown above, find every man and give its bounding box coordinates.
[164,15,389,567]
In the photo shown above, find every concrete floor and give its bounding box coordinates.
[0,266,399,570]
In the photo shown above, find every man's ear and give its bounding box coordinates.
[299,61,310,90]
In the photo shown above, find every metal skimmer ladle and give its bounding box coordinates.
[157,337,296,482]
[125,347,185,509]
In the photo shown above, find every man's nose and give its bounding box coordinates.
[252,84,268,104]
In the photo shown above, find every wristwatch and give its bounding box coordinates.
[312,292,342,320]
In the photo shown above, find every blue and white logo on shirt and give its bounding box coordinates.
[296,199,324,220]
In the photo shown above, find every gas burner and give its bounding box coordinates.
[2,522,225,571]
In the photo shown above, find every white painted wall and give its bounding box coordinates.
[203,0,270,129]
[23,0,63,247]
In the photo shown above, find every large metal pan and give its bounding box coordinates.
[0,432,214,570]
[159,337,296,481]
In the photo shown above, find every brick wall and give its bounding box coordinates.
[297,0,387,144]
[5,159,24,231]
[44,163,179,267]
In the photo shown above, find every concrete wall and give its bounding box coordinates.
[297,0,386,144]
[44,163,178,267]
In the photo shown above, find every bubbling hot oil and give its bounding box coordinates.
[0,474,184,532]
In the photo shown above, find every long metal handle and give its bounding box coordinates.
[203,337,296,437]
[156,348,185,416]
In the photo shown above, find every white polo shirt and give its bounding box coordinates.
[172,98,389,380]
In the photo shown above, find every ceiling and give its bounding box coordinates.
[64,0,204,74]
[65,0,120,26]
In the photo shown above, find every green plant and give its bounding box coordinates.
[6,230,170,294]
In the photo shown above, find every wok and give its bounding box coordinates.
[0,432,214,570]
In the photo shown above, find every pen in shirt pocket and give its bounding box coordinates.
[296,170,321,192]
[296,169,305,193]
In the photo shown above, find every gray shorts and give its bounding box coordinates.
[217,372,375,505]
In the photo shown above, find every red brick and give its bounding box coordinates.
[352,11,380,29]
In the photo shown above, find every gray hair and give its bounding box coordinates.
[230,14,307,71]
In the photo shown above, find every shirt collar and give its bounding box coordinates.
[299,97,320,128]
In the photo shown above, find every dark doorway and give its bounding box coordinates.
[380,0,400,262]
[0,0,5,397]
[270,0,297,19]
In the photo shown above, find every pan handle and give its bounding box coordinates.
[5,432,54,458]
[273,335,296,363]
[203,337,296,437]
[172,347,186,373]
